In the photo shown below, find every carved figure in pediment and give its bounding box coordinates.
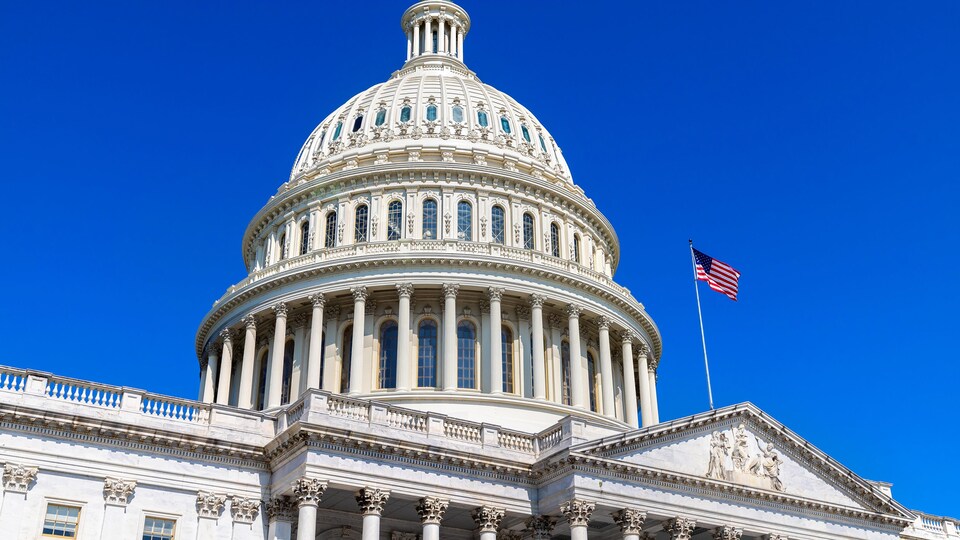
[706,431,730,480]
[705,426,785,492]
[747,440,784,492]
[731,423,750,471]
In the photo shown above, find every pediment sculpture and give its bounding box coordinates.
[706,423,784,492]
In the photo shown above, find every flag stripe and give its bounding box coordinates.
[693,247,740,301]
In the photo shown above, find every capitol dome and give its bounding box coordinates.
[195,0,663,433]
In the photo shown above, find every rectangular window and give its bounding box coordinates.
[143,516,176,540]
[42,504,81,538]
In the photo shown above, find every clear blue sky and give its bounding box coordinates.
[1,0,957,516]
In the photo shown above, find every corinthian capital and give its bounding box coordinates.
[597,315,611,330]
[103,477,136,506]
[309,293,325,309]
[525,516,556,540]
[2,463,38,493]
[325,305,341,319]
[565,304,583,319]
[356,487,390,516]
[662,517,697,540]
[621,330,636,345]
[612,508,647,535]
[230,497,260,524]
[273,303,289,318]
[292,477,327,507]
[242,314,257,330]
[416,496,449,524]
[351,286,369,302]
[529,293,546,309]
[561,499,595,527]
[714,526,744,540]
[196,491,227,519]
[442,283,460,298]
[488,287,504,302]
[219,328,233,343]
[472,505,505,533]
[396,283,415,298]
[515,305,531,320]
[265,497,297,523]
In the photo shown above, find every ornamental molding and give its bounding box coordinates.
[2,463,38,493]
[197,491,228,519]
[416,496,448,524]
[230,496,260,524]
[103,477,136,506]
[611,508,646,535]
[560,499,595,527]
[292,477,328,507]
[356,487,390,515]
[472,505,505,532]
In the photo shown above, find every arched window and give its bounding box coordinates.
[333,121,343,141]
[521,124,531,143]
[417,320,438,388]
[452,105,464,123]
[400,106,412,123]
[387,200,403,241]
[355,205,369,243]
[378,322,398,389]
[318,130,327,147]
[325,212,337,248]
[319,331,326,388]
[340,326,352,393]
[477,110,489,127]
[523,213,535,250]
[300,221,310,255]
[560,341,571,405]
[457,321,477,389]
[375,109,386,126]
[501,326,514,393]
[500,116,512,134]
[255,349,268,410]
[352,115,363,132]
[491,206,505,244]
[426,104,438,122]
[279,233,287,260]
[587,352,598,412]
[550,223,561,258]
[281,340,295,404]
[422,199,438,239]
[538,133,547,153]
[572,234,581,264]
[457,201,472,241]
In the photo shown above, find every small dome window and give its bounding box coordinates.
[452,105,464,123]
[521,124,531,143]
[477,110,489,127]
[426,104,438,121]
[500,116,511,134]
[400,106,412,123]
[332,121,343,141]
[318,130,327,146]
[538,133,547,153]
[375,109,386,126]
[352,115,363,132]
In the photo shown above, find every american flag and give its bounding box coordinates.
[693,248,741,301]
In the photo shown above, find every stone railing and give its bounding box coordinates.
[904,513,960,540]
[221,239,629,303]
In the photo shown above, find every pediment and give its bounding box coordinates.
[571,403,912,520]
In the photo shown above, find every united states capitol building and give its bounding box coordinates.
[0,2,955,539]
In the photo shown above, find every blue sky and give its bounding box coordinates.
[1,0,958,516]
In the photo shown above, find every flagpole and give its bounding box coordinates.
[689,240,715,410]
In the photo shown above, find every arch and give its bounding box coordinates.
[422,199,438,239]
[457,201,472,241]
[523,213,535,250]
[417,319,438,388]
[281,339,295,405]
[387,200,403,241]
[573,233,581,264]
[560,340,571,406]
[501,325,514,393]
[550,222,561,258]
[587,351,598,413]
[325,211,338,248]
[457,321,477,389]
[340,325,353,393]
[355,204,369,243]
[300,221,310,255]
[491,205,505,245]
[378,321,398,389]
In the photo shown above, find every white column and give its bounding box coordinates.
[306,294,325,391]
[349,287,368,394]
[441,284,459,390]
[290,316,307,401]
[566,304,585,408]
[413,22,420,56]
[216,329,234,406]
[293,478,327,540]
[562,500,595,540]
[417,497,448,540]
[648,356,660,423]
[437,17,445,53]
[322,306,340,392]
[488,287,504,394]
[266,303,288,408]
[396,283,414,391]
[597,317,615,418]
[457,27,464,62]
[620,332,641,428]
[453,26,460,58]
[406,30,413,60]
[612,509,646,540]
[425,17,433,53]
[530,295,547,400]
[635,340,653,427]
[516,306,532,397]
[266,498,295,540]
[201,348,217,403]
[357,488,389,540]
[472,506,505,540]
[548,314,563,402]
[238,315,257,409]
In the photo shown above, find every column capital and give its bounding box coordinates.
[525,516,556,540]
[597,315,611,330]
[230,496,261,524]
[442,283,460,298]
[648,355,660,373]
[196,491,227,519]
[351,286,369,302]
[325,305,342,319]
[662,517,697,540]
[242,314,257,329]
[273,303,289,318]
[2,463,38,493]
[612,508,647,535]
[397,282,415,298]
[356,487,390,516]
[636,340,650,356]
[515,305,531,321]
[565,304,583,319]
[416,496,449,524]
[713,526,744,540]
[479,300,490,314]
[547,313,564,329]
[472,505,505,533]
[488,287,504,302]
[761,534,789,540]
[621,330,636,344]
[530,293,546,309]
[265,496,297,523]
[309,293,326,308]
[561,499,595,527]
[103,477,136,507]
[219,328,233,344]
[292,477,327,508]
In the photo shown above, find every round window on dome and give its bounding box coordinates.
[521,124,531,143]
[375,109,386,126]
[426,104,438,122]
[400,106,412,123]
[500,116,511,134]
[477,110,489,127]
[452,105,464,123]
